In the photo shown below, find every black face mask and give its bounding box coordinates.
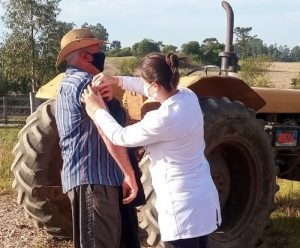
[88,51,105,72]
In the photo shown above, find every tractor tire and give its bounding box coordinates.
[11,99,72,238]
[138,97,278,248]
[138,155,164,248]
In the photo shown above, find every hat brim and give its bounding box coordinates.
[56,38,109,67]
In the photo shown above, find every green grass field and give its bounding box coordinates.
[0,127,299,247]
[266,179,300,248]
[0,127,19,194]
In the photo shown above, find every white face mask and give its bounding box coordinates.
[143,82,158,100]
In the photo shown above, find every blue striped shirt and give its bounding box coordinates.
[55,66,123,193]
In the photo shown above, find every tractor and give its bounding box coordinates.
[11,1,300,248]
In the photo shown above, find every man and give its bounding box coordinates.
[55,28,141,248]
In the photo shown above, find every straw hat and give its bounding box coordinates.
[56,28,108,66]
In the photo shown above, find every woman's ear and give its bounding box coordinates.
[152,81,160,90]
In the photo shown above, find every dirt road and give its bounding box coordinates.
[0,193,151,248]
[0,194,73,248]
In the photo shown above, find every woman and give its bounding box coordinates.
[82,52,221,248]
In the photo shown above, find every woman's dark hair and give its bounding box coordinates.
[140,52,181,92]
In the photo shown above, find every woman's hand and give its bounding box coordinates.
[98,84,113,101]
[81,85,107,119]
[92,73,120,90]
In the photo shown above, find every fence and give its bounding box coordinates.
[0,93,40,125]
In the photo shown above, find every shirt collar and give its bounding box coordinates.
[66,66,94,77]
[161,88,182,107]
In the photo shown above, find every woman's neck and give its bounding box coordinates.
[158,88,179,103]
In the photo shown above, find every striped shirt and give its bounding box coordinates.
[55,66,123,193]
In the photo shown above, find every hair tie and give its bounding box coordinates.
[171,67,178,74]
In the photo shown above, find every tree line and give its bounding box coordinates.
[0,0,299,95]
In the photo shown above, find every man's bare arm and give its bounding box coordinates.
[97,127,138,204]
[81,85,138,203]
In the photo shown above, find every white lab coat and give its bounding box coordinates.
[94,77,221,241]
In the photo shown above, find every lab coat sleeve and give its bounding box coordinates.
[94,108,171,147]
[120,76,147,97]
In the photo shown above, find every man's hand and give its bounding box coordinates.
[122,173,138,204]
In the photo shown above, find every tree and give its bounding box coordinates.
[0,35,33,93]
[0,71,9,96]
[181,41,201,61]
[39,21,75,80]
[291,46,300,62]
[0,0,62,92]
[234,27,253,58]
[267,44,280,61]
[107,47,132,57]
[81,22,109,51]
[110,40,121,50]
[132,39,160,57]
[162,44,177,54]
[200,38,224,65]
[278,45,291,62]
[246,37,268,58]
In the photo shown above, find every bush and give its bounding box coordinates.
[118,57,140,76]
[291,72,300,89]
[107,47,133,57]
[239,56,273,87]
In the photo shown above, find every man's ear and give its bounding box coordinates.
[80,50,92,62]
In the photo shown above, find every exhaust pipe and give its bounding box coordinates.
[219,1,238,74]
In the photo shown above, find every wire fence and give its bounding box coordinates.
[0,93,41,125]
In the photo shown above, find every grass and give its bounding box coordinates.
[266,62,300,89]
[1,121,300,247]
[266,179,300,248]
[0,127,20,195]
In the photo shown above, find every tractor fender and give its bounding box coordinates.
[253,87,300,113]
[35,73,64,100]
[180,75,266,111]
[141,75,266,118]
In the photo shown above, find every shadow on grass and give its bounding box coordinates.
[266,216,300,248]
[266,180,300,248]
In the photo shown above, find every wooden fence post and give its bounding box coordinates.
[3,96,7,124]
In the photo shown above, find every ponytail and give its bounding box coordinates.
[140,52,182,92]
[165,53,180,90]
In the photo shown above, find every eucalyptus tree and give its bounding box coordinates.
[291,46,300,62]
[0,0,73,93]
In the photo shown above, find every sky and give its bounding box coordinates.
[0,0,299,49]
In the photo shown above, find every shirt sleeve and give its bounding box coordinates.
[120,76,147,96]
[94,108,172,147]
[77,79,92,106]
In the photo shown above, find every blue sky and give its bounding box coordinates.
[1,0,299,49]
